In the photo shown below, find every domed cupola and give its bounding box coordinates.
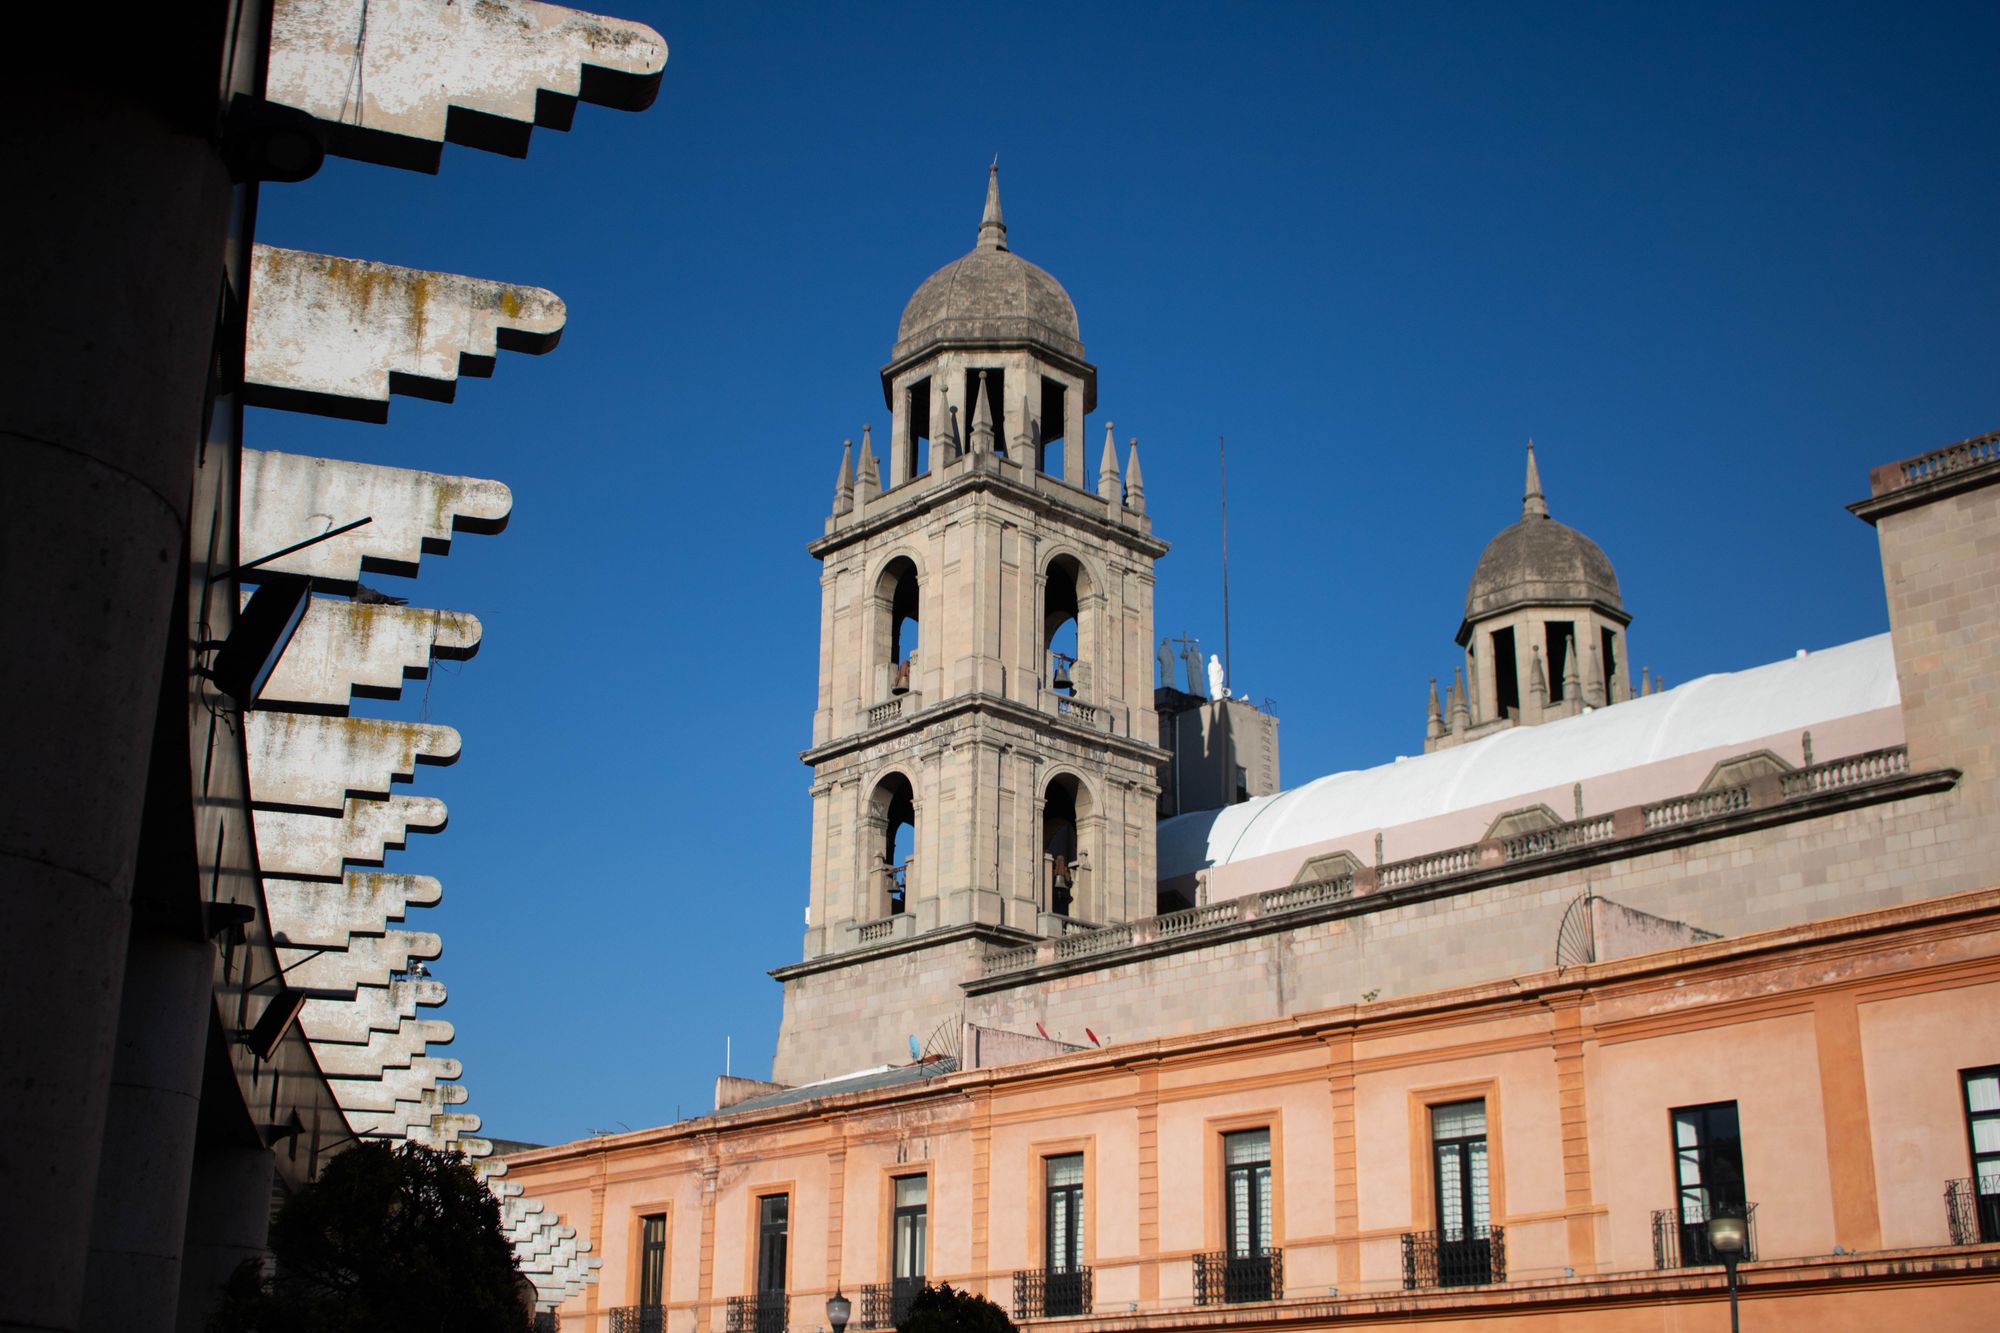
[1426,444,1635,752]
[874,166,1099,490]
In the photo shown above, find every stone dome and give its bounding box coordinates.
[1461,446,1625,631]
[889,167,1085,364]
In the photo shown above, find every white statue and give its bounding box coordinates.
[1207,653,1228,701]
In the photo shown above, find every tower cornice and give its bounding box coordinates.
[808,453,1168,563]
[799,688,1171,771]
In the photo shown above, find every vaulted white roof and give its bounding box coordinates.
[1160,634,1900,876]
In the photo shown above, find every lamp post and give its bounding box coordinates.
[827,1290,852,1333]
[1706,1212,1748,1333]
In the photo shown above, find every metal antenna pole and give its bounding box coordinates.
[1220,435,1232,693]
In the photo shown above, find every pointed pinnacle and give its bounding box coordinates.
[978,163,1007,250]
[970,370,996,452]
[834,440,854,502]
[1523,439,1549,520]
[1098,422,1120,500]
[1125,439,1146,510]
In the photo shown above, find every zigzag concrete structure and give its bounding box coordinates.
[3,2,660,1326]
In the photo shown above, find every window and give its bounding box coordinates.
[1490,628,1519,718]
[1544,622,1574,702]
[1962,1068,2000,1243]
[1199,1130,1279,1304]
[1044,1155,1086,1315]
[1224,1129,1272,1256]
[1431,1100,1492,1286]
[1671,1102,1746,1264]
[893,1174,928,1286]
[639,1212,667,1308]
[752,1192,784,1296]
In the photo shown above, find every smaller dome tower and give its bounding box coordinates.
[1426,443,1634,752]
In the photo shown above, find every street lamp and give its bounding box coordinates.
[826,1290,851,1333]
[1706,1211,1748,1333]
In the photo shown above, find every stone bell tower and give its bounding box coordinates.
[770,168,1168,1085]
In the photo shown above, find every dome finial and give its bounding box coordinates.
[1523,438,1549,519]
[978,161,1007,251]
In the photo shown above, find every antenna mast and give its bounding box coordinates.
[1220,435,1232,693]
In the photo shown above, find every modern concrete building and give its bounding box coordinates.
[501,177,2000,1331]
[1,3,663,1328]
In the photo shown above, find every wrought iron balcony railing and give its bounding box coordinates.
[725,1294,786,1333]
[1402,1227,1505,1289]
[1193,1249,1283,1305]
[1651,1202,1757,1268]
[1946,1177,2000,1245]
[607,1307,662,1333]
[1013,1266,1093,1319]
[858,1278,924,1329]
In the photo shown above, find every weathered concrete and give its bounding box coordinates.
[241,449,512,585]
[262,871,443,946]
[253,795,450,879]
[245,246,565,419]
[245,714,461,810]
[255,602,483,709]
[266,0,666,169]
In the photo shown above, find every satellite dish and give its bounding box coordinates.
[907,1035,922,1060]
[1084,1028,1101,1047]
[1035,1022,1050,1040]
[1555,891,1597,974]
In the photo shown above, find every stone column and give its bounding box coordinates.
[174,1144,275,1333]
[0,79,234,1333]
[81,931,216,1333]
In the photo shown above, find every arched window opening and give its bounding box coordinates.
[1043,777,1080,917]
[1037,375,1068,478]
[1044,556,1082,696]
[875,556,921,697]
[871,772,916,917]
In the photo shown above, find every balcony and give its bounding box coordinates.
[1193,1249,1283,1305]
[725,1294,786,1333]
[1401,1227,1505,1289]
[1013,1267,1092,1319]
[858,1278,923,1329]
[1651,1203,1757,1268]
[606,1308,662,1333]
[1946,1178,2000,1245]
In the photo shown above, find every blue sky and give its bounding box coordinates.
[254,2,1999,1145]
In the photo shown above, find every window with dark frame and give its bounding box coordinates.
[891,1174,927,1322]
[1671,1101,1746,1265]
[1430,1100,1492,1287]
[1224,1129,1272,1256]
[1044,1154,1086,1314]
[638,1212,667,1308]
[755,1194,788,1333]
[1962,1067,2000,1243]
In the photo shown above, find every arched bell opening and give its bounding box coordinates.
[872,556,921,699]
[1044,555,1087,697]
[1041,773,1094,919]
[868,771,917,918]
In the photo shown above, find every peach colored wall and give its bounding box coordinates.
[502,897,2000,1329]
[1591,1013,1836,1273]
[1857,978,2000,1248]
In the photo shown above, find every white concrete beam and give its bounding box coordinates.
[347,1083,470,1137]
[263,872,442,948]
[266,0,666,172]
[278,930,442,990]
[309,1016,454,1077]
[327,1056,463,1112]
[245,246,564,422]
[255,795,448,878]
[247,714,460,812]
[242,450,511,585]
[300,977,447,1043]
[256,601,483,710]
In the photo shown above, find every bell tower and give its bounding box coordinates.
[771,168,1168,1084]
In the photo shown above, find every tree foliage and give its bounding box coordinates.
[895,1283,1017,1333]
[209,1140,531,1333]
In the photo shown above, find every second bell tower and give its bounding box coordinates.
[772,169,1168,1084]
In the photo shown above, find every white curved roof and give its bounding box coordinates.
[1160,634,1900,877]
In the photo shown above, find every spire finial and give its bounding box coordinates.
[970,370,996,454]
[1097,422,1121,501]
[1124,439,1146,512]
[833,440,855,515]
[978,163,1007,251]
[1523,439,1549,519]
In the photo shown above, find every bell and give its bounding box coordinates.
[1052,660,1074,693]
[892,659,911,695]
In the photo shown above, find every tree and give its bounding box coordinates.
[209,1140,531,1333]
[895,1283,1017,1333]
